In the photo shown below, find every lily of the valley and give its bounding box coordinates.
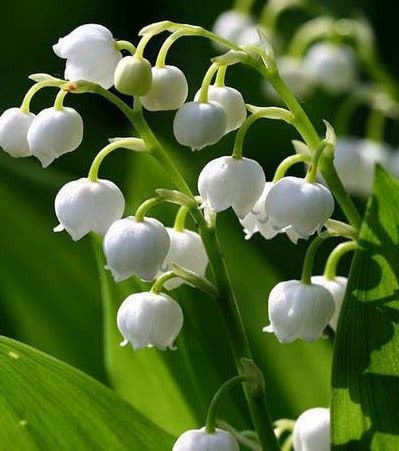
[117,291,183,350]
[114,56,152,96]
[54,178,125,240]
[293,407,330,451]
[173,427,239,451]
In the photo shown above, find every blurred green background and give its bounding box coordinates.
[0,0,397,437]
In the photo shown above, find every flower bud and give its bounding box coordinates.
[173,101,226,150]
[161,228,208,290]
[265,177,334,239]
[53,24,122,89]
[195,85,246,134]
[212,10,252,50]
[198,156,265,218]
[293,407,330,451]
[27,107,84,167]
[141,65,188,111]
[54,178,125,240]
[103,216,170,282]
[0,108,35,158]
[311,275,347,331]
[303,42,357,93]
[117,291,183,350]
[265,57,312,100]
[173,427,239,451]
[114,56,152,96]
[333,137,362,194]
[264,280,335,343]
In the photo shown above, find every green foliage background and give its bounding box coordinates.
[0,0,398,449]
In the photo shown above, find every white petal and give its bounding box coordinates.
[173,427,239,451]
[0,108,35,158]
[293,407,330,451]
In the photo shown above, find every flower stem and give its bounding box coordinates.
[324,240,360,280]
[301,234,330,284]
[150,271,176,294]
[272,154,310,182]
[20,79,65,113]
[156,30,194,68]
[205,375,246,433]
[134,196,164,221]
[53,89,68,111]
[198,63,219,103]
[115,40,136,55]
[215,66,227,87]
[174,206,189,232]
[366,107,386,143]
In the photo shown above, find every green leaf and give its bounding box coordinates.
[0,335,174,450]
[332,167,399,449]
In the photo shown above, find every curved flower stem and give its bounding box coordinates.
[115,40,136,55]
[156,29,195,68]
[20,79,65,113]
[53,89,68,111]
[215,66,227,87]
[366,107,386,143]
[174,206,189,232]
[272,154,310,182]
[205,375,247,433]
[304,140,329,183]
[323,241,360,280]
[198,63,219,103]
[134,33,153,58]
[134,196,164,221]
[150,271,176,294]
[301,234,330,284]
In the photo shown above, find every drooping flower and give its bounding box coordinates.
[198,156,266,218]
[303,42,357,93]
[54,178,125,240]
[173,427,239,451]
[141,65,188,111]
[161,228,208,290]
[195,85,246,134]
[117,291,183,350]
[0,108,35,158]
[27,107,84,167]
[311,275,347,331]
[103,216,170,282]
[173,101,226,150]
[113,56,153,96]
[264,280,335,343]
[212,10,253,49]
[265,176,334,240]
[53,24,122,89]
[293,407,330,451]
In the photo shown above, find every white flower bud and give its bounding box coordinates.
[212,10,252,49]
[27,107,84,167]
[53,24,122,89]
[333,137,362,194]
[161,228,208,290]
[173,101,226,150]
[195,85,246,134]
[114,56,152,96]
[264,280,335,343]
[303,42,356,93]
[173,427,239,451]
[265,177,334,239]
[103,216,170,282]
[265,57,312,100]
[141,65,188,111]
[54,178,125,240]
[0,108,35,158]
[311,275,347,331]
[293,407,330,451]
[198,156,266,218]
[117,291,183,350]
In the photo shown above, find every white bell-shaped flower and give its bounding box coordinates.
[293,407,330,451]
[303,42,356,93]
[194,85,246,134]
[117,291,183,350]
[173,427,239,451]
[114,56,152,96]
[173,101,226,150]
[54,178,125,240]
[141,65,188,111]
[265,57,312,100]
[264,280,335,343]
[334,137,362,194]
[212,10,252,49]
[265,177,334,239]
[103,216,170,282]
[53,24,122,89]
[161,228,208,290]
[198,156,265,218]
[0,108,35,158]
[311,276,347,331]
[27,107,84,167]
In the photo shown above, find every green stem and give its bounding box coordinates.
[206,375,246,433]
[305,140,328,183]
[150,271,176,293]
[198,63,219,103]
[53,89,68,111]
[366,108,386,143]
[215,66,227,87]
[115,40,136,55]
[135,33,153,58]
[233,0,254,13]
[301,234,329,284]
[174,206,189,232]
[156,30,193,68]
[324,240,360,280]
[232,107,294,159]
[272,154,310,182]
[20,79,65,113]
[135,196,164,221]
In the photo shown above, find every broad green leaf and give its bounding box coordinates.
[332,167,399,449]
[0,335,174,450]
